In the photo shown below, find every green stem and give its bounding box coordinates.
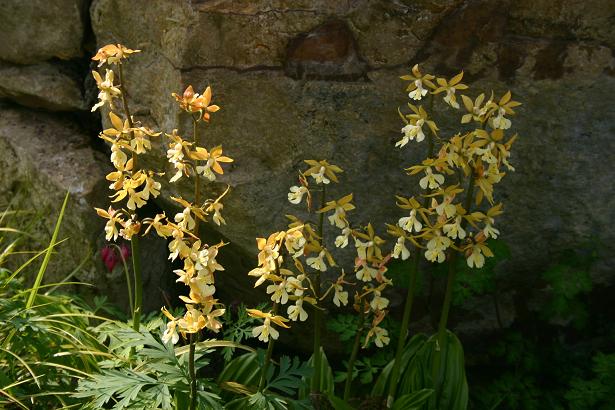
[130,239,142,331]
[311,185,326,394]
[259,303,279,391]
[192,116,201,236]
[118,63,143,332]
[386,253,419,407]
[430,250,457,391]
[432,169,475,390]
[112,244,134,321]
[189,332,199,410]
[188,115,204,409]
[343,306,366,402]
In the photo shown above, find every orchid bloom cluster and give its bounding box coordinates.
[156,86,233,345]
[284,160,391,348]
[91,44,233,345]
[167,86,230,183]
[92,44,163,244]
[390,64,520,268]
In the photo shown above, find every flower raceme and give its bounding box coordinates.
[243,159,393,350]
[392,65,521,268]
[91,43,234,342]
[155,82,232,341]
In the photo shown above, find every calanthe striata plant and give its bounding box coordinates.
[245,160,393,397]
[92,44,161,332]
[91,43,234,410]
[386,64,521,407]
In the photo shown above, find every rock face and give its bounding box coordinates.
[285,19,367,80]
[0,105,171,313]
[0,62,86,111]
[0,0,85,64]
[1,0,615,340]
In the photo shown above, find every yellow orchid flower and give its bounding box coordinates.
[92,44,140,67]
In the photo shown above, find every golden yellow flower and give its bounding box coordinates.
[303,160,343,184]
[172,85,221,122]
[92,44,141,66]
[190,146,233,181]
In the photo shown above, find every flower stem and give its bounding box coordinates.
[189,332,199,410]
[118,62,142,332]
[188,115,205,410]
[311,185,326,394]
[192,116,201,236]
[112,244,134,323]
[343,305,366,402]
[432,170,475,391]
[259,303,279,392]
[386,253,419,407]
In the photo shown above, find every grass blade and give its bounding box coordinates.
[26,192,69,309]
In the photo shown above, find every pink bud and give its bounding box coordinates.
[120,243,131,261]
[101,246,118,272]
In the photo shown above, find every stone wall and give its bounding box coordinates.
[1,0,614,339]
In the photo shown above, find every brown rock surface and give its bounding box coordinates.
[0,0,612,340]
[86,0,615,335]
[0,105,171,312]
[0,61,86,111]
[0,0,85,64]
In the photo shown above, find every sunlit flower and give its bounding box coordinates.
[306,250,327,272]
[267,280,290,304]
[192,146,233,181]
[392,236,410,260]
[424,230,451,263]
[370,290,389,311]
[319,194,355,229]
[335,226,351,248]
[443,216,466,240]
[141,172,161,201]
[92,44,140,66]
[397,119,425,147]
[303,160,343,184]
[288,186,308,204]
[172,85,221,122]
[284,229,305,258]
[400,64,436,101]
[95,206,123,241]
[91,69,121,112]
[161,307,180,344]
[174,207,196,231]
[247,309,290,343]
[398,209,422,233]
[119,217,140,240]
[419,167,445,190]
[131,126,160,154]
[433,71,468,109]
[178,306,207,334]
[287,299,308,321]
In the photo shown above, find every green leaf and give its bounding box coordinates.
[326,392,356,410]
[372,333,428,397]
[298,347,334,399]
[266,356,311,396]
[392,389,434,410]
[26,192,69,309]
[218,351,261,399]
